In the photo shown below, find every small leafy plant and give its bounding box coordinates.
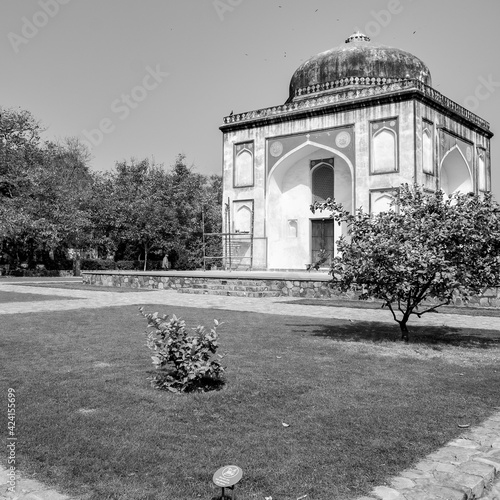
[306,249,330,271]
[139,307,225,393]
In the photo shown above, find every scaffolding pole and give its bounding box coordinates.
[202,198,255,271]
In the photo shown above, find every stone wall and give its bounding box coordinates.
[82,272,338,299]
[82,271,500,307]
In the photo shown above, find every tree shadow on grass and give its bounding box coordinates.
[305,320,500,348]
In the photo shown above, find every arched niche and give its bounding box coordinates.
[370,191,395,214]
[233,201,252,233]
[234,148,253,187]
[440,146,472,194]
[372,128,397,173]
[422,128,433,174]
[287,219,298,238]
[477,151,487,192]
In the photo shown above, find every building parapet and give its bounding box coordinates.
[221,78,491,133]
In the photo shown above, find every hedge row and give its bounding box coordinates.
[3,269,64,277]
[0,260,166,277]
[80,259,165,271]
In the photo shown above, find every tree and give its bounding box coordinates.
[0,109,94,272]
[164,154,219,269]
[86,171,120,259]
[112,158,174,270]
[0,107,43,199]
[88,155,222,271]
[201,174,223,268]
[312,185,500,341]
[37,138,94,274]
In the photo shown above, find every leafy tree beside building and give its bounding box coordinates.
[312,184,500,341]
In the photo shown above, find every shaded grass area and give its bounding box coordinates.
[1,306,499,500]
[287,297,500,318]
[311,320,500,347]
[0,290,78,303]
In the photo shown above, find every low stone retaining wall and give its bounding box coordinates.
[82,271,500,307]
[82,270,337,298]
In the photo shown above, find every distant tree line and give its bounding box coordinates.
[0,107,222,274]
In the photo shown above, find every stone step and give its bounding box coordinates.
[188,283,275,292]
[188,280,272,287]
[177,288,282,298]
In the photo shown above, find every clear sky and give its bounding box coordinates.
[1,0,499,198]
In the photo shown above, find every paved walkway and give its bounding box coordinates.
[1,281,500,500]
[2,282,500,331]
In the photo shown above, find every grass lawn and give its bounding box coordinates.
[0,290,78,303]
[1,305,499,500]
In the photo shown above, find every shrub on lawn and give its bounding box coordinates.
[139,308,225,393]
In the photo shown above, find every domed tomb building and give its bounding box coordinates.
[219,32,493,270]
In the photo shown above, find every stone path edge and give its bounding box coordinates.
[357,412,500,500]
[0,464,77,500]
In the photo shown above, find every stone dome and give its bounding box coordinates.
[288,32,432,100]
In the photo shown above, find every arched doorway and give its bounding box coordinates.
[266,142,353,269]
[440,146,472,194]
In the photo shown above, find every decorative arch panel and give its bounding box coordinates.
[477,147,488,192]
[233,142,254,187]
[422,120,434,175]
[370,118,398,174]
[370,189,398,214]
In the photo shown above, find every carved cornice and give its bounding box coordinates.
[221,79,491,135]
[292,75,408,99]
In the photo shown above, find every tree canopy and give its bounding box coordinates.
[312,185,500,340]
[0,107,222,273]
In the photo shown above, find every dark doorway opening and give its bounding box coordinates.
[311,219,335,266]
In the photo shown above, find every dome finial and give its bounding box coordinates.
[345,31,371,43]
